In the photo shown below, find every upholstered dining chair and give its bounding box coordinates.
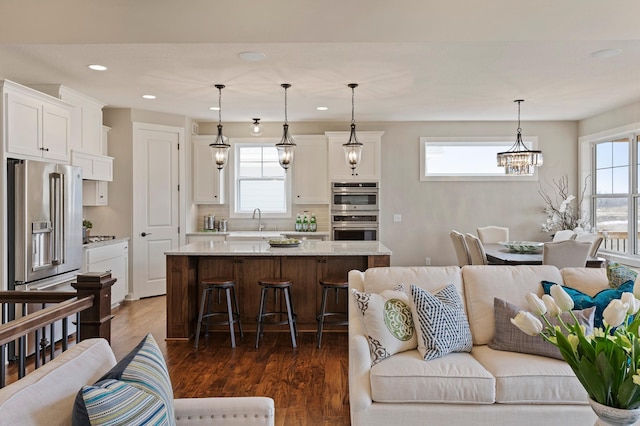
[542,240,592,269]
[449,230,470,267]
[464,233,488,265]
[574,233,604,257]
[476,226,509,244]
[552,229,577,242]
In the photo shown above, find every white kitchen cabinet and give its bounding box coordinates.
[192,135,225,204]
[326,131,384,181]
[4,81,72,162]
[72,150,113,181]
[292,135,329,204]
[83,180,108,206]
[29,84,106,155]
[186,234,226,243]
[84,241,129,307]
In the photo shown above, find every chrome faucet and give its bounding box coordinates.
[252,208,265,231]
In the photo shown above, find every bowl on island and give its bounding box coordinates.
[268,238,301,248]
[499,241,543,253]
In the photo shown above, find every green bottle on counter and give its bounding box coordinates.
[310,214,317,232]
[295,213,302,231]
[302,213,309,232]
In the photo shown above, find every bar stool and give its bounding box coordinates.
[316,276,349,348]
[255,278,297,349]
[195,278,243,349]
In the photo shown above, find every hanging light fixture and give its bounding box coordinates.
[249,118,263,136]
[497,99,543,175]
[343,83,364,176]
[275,83,296,171]
[209,84,231,171]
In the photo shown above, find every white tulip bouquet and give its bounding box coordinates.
[511,284,640,409]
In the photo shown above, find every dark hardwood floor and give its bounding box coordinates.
[110,295,351,426]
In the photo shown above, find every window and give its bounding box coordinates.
[231,141,291,217]
[420,137,539,181]
[592,136,635,255]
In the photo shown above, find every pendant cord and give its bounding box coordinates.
[284,86,288,125]
[218,87,222,126]
[351,86,355,125]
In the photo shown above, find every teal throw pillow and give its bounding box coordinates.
[72,334,175,426]
[541,280,635,328]
[607,263,638,288]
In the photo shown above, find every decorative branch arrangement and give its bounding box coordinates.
[539,175,590,233]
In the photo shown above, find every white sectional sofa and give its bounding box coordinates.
[0,338,275,425]
[349,265,607,426]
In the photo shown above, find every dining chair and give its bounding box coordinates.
[574,233,604,257]
[552,229,577,242]
[476,226,509,244]
[542,240,592,269]
[464,233,488,265]
[450,230,471,266]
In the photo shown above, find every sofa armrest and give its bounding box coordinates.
[348,269,373,417]
[174,397,274,425]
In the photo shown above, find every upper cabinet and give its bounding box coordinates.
[4,80,72,162]
[293,135,329,204]
[28,84,106,155]
[326,131,383,181]
[192,135,225,204]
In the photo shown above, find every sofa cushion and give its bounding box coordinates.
[351,284,417,366]
[489,297,595,360]
[560,267,608,297]
[361,266,463,300]
[369,349,495,404]
[73,334,175,426]
[462,265,563,345]
[410,284,472,360]
[607,263,638,288]
[472,345,589,404]
[541,280,634,328]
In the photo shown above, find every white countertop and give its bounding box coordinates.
[186,230,330,237]
[165,240,391,256]
[83,237,130,249]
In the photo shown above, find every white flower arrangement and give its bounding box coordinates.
[539,175,590,233]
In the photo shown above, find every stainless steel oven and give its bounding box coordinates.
[331,212,379,241]
[331,182,379,211]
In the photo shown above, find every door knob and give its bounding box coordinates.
[141,232,152,237]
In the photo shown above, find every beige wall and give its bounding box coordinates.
[579,100,640,137]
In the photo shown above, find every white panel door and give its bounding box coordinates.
[133,123,182,299]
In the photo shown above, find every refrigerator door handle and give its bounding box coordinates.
[50,172,64,266]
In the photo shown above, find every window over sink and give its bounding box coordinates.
[230,140,292,218]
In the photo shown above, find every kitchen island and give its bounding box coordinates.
[165,240,391,340]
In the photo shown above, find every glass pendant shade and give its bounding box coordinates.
[250,118,263,136]
[343,83,364,176]
[496,100,543,176]
[209,84,230,171]
[276,84,296,171]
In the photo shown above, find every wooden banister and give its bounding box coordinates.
[0,291,78,304]
[0,295,94,347]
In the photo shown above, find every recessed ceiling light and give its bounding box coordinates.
[209,106,220,111]
[590,48,622,59]
[316,106,329,111]
[88,64,107,71]
[142,94,156,100]
[237,51,267,62]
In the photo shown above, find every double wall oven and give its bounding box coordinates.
[331,182,379,241]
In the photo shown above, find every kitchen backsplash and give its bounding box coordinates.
[196,204,329,232]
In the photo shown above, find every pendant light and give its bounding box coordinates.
[343,83,364,176]
[250,118,263,136]
[496,99,543,175]
[209,84,231,171]
[275,83,296,171]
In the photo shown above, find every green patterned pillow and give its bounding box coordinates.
[351,284,417,366]
[607,263,638,288]
[72,334,175,426]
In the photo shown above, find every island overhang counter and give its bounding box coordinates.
[165,240,391,340]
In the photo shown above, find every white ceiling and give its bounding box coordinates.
[1,0,640,123]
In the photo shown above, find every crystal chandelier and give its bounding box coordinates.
[497,99,543,175]
[209,84,231,171]
[343,83,364,176]
[275,83,296,171]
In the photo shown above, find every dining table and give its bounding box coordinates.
[483,243,605,268]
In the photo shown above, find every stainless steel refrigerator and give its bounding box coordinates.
[7,159,83,290]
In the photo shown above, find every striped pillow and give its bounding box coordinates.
[72,334,175,426]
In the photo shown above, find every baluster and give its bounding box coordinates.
[34,329,40,369]
[62,317,68,351]
[18,336,25,379]
[0,344,5,388]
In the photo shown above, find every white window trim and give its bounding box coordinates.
[228,138,292,219]
[579,122,640,267]
[419,136,540,181]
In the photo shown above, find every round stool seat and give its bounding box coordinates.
[202,278,235,288]
[258,278,293,288]
[319,277,348,287]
